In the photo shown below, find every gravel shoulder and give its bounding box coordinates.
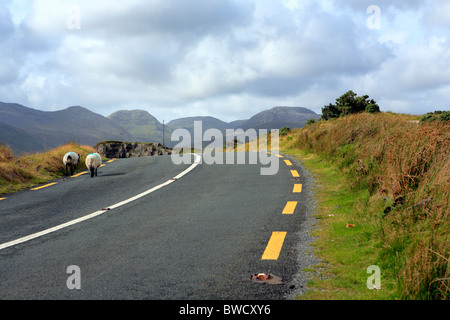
[283,154,321,300]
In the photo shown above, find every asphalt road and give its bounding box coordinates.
[0,152,315,300]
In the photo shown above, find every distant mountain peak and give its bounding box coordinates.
[67,105,85,109]
[242,106,319,130]
[0,102,135,155]
[109,109,160,123]
[60,105,93,114]
[270,106,317,114]
[166,116,229,130]
[108,109,170,145]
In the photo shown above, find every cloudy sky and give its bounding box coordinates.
[1,0,449,122]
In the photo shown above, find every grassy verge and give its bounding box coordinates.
[280,112,449,300]
[282,148,395,299]
[0,142,96,195]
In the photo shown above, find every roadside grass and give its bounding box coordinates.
[0,142,96,195]
[280,112,449,300]
[282,147,394,299]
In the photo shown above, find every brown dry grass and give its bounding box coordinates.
[0,142,96,195]
[289,112,449,299]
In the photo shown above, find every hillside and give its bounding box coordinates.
[281,112,449,299]
[0,103,135,155]
[0,102,319,155]
[167,116,230,132]
[165,107,320,133]
[227,119,248,129]
[242,106,320,130]
[165,107,320,147]
[0,142,96,195]
[108,110,173,146]
[0,122,43,155]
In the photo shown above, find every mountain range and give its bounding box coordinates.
[0,102,320,155]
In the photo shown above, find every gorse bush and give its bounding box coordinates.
[321,90,380,120]
[438,111,450,122]
[420,110,450,123]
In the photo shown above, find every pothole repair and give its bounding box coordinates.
[250,273,283,285]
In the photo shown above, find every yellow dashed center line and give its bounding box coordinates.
[282,201,298,214]
[0,197,6,201]
[262,158,301,260]
[31,182,58,191]
[293,184,302,193]
[71,171,88,178]
[262,232,287,260]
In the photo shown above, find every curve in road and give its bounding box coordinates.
[0,154,201,251]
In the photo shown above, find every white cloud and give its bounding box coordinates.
[20,74,47,106]
[0,0,449,122]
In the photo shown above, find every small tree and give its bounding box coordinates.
[322,90,380,120]
[365,104,379,113]
[321,103,340,120]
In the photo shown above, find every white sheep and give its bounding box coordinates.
[63,152,80,176]
[85,153,102,178]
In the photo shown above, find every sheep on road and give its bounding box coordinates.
[85,153,102,178]
[63,152,80,176]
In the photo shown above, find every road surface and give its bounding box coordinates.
[0,152,315,299]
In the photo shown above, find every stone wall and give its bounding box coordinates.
[96,142,172,159]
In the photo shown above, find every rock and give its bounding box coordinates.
[95,141,172,159]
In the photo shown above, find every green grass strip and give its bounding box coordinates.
[282,148,396,300]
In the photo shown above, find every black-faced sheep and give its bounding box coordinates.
[85,153,102,178]
[63,152,80,176]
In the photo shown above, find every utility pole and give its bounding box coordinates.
[163,120,165,146]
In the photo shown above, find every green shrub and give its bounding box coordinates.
[280,127,291,136]
[321,90,380,120]
[420,110,450,123]
[439,111,450,122]
[420,114,436,123]
[365,104,379,113]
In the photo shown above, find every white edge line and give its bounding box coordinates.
[0,154,201,251]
